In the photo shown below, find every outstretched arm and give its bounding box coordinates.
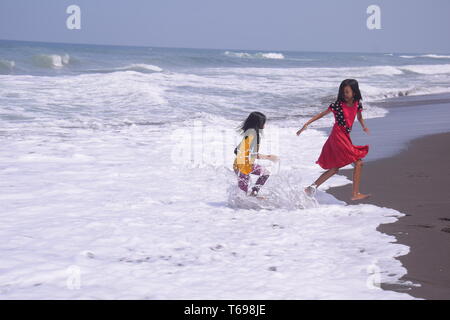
[357,111,370,134]
[296,108,332,136]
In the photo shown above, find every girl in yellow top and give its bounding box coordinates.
[233,112,278,197]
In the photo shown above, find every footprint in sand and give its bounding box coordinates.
[441,227,450,233]
[411,224,434,229]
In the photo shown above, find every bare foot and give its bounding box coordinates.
[350,192,371,201]
[249,191,266,200]
[304,185,317,197]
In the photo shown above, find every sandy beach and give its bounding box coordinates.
[326,93,450,299]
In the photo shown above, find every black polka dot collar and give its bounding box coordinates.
[329,100,363,133]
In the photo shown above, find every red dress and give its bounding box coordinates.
[316,100,369,169]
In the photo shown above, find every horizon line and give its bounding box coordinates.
[0,38,445,56]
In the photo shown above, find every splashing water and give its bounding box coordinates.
[227,167,319,210]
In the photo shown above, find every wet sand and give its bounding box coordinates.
[326,93,450,299]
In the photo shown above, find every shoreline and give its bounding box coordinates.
[325,93,450,299]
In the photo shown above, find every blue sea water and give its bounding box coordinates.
[1,39,450,127]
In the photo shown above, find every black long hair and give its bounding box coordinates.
[236,111,266,151]
[336,79,363,103]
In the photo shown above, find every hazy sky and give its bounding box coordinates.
[1,0,449,53]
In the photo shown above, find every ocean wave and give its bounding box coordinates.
[216,64,405,78]
[32,53,71,69]
[84,63,163,74]
[400,54,450,59]
[218,62,450,79]
[0,59,15,74]
[224,51,285,60]
[399,63,450,75]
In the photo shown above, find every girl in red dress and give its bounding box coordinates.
[296,79,371,201]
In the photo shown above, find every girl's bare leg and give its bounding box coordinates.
[351,159,371,200]
[304,168,339,196]
[314,168,339,187]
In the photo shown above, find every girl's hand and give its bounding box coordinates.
[259,154,279,162]
[363,127,370,135]
[266,154,279,162]
[296,124,308,136]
